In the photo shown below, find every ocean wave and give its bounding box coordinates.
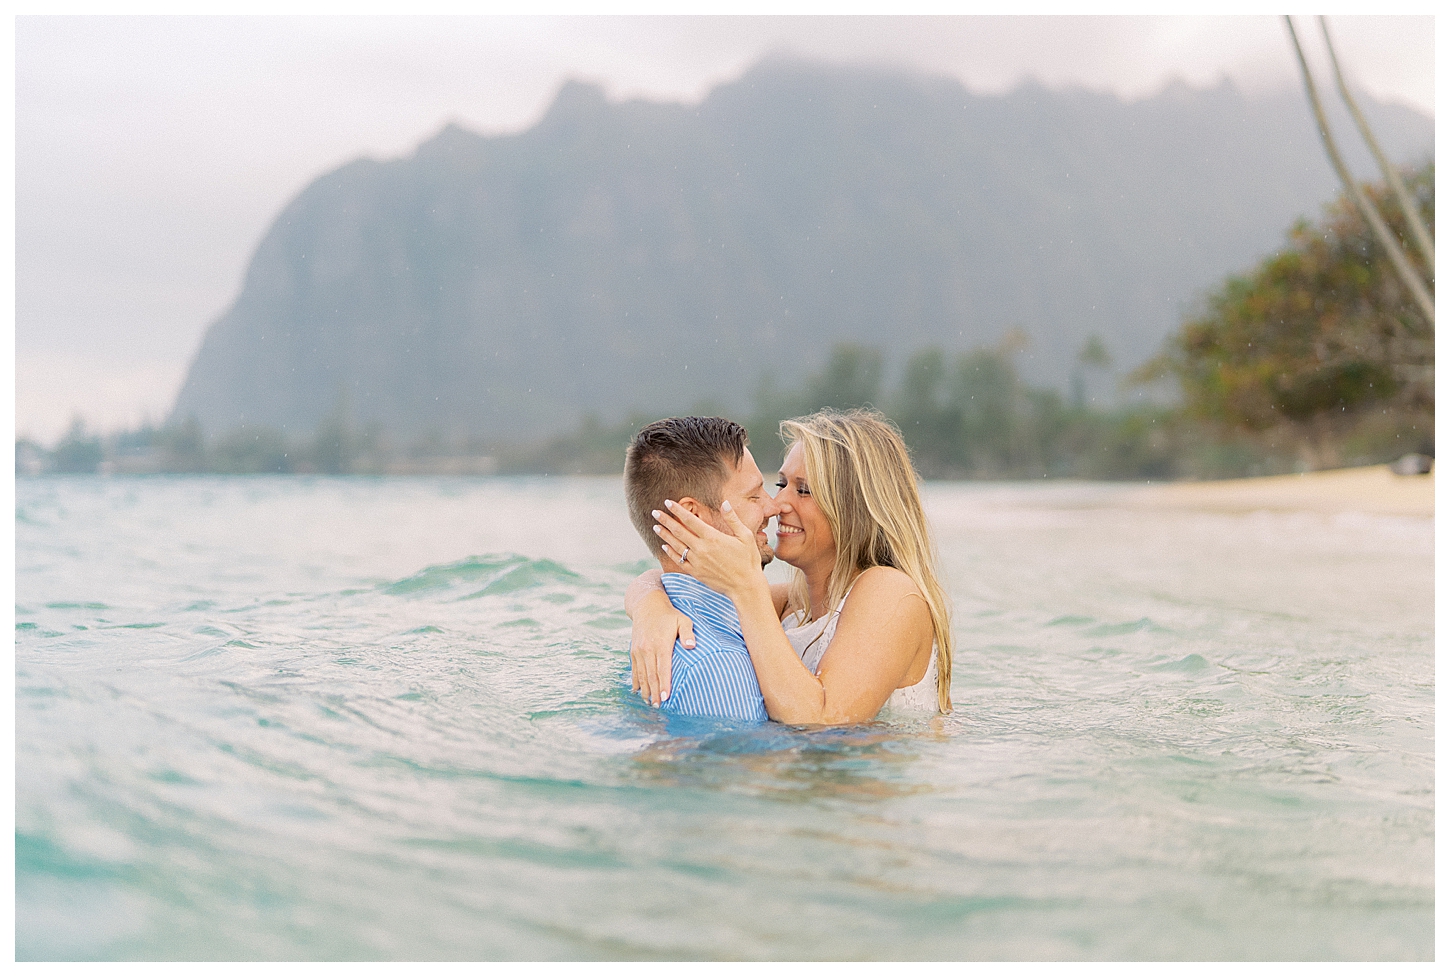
[382,553,603,601]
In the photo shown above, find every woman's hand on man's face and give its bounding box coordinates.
[653,499,762,598]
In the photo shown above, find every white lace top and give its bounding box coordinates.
[780,584,940,718]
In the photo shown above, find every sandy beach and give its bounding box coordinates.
[1119,463,1434,518]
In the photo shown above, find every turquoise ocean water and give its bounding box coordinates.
[13,475,1433,959]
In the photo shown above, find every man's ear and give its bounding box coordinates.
[675,496,726,533]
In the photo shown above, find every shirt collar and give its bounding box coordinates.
[660,572,716,602]
[660,573,741,626]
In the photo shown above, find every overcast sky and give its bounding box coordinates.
[12,14,1437,443]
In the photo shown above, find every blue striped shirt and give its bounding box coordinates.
[655,573,768,723]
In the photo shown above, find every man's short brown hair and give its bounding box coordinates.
[624,417,748,554]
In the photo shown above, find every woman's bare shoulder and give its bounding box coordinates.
[833,566,932,655]
[845,566,927,612]
[841,562,928,632]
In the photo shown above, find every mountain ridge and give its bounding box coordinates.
[171,57,1434,444]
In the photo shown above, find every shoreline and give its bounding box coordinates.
[18,463,1437,518]
[1118,463,1434,518]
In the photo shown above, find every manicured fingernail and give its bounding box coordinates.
[661,691,669,701]
[652,510,661,518]
[652,525,661,534]
[721,500,732,512]
[661,544,670,553]
[664,500,674,509]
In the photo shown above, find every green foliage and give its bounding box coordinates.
[1077,335,1112,370]
[310,415,354,476]
[212,427,293,474]
[894,346,1013,475]
[746,343,886,471]
[111,423,159,456]
[494,414,647,475]
[472,328,1426,481]
[42,150,1436,488]
[742,339,1193,481]
[50,418,103,474]
[804,344,884,414]
[1139,161,1433,456]
[156,416,207,472]
[1071,334,1113,409]
[15,438,48,476]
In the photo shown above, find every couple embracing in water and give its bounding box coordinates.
[623,410,953,725]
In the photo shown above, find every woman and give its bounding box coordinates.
[627,409,953,724]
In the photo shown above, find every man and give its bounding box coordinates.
[623,416,779,722]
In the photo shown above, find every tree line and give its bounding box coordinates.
[20,161,1432,480]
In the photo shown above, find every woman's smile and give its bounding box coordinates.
[771,443,833,568]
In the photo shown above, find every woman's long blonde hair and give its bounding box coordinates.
[779,409,954,713]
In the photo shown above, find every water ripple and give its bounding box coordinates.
[13,476,1433,960]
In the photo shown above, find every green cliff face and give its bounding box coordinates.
[170,58,1433,445]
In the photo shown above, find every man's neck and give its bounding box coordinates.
[658,557,693,578]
